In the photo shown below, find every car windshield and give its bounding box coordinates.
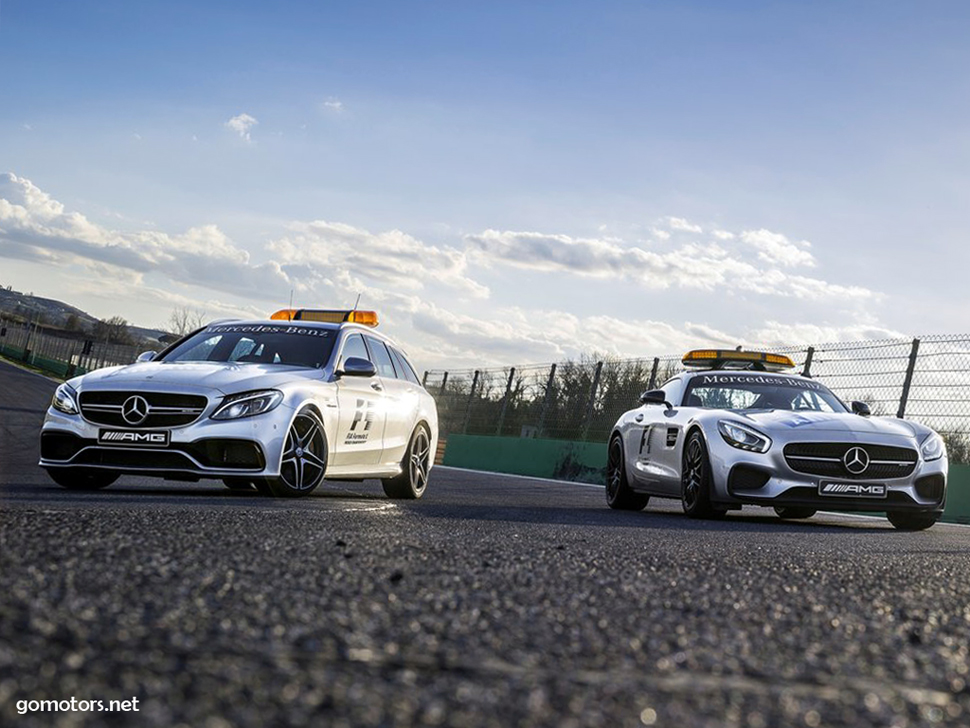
[683,372,847,413]
[161,323,337,369]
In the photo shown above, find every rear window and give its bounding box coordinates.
[390,347,422,386]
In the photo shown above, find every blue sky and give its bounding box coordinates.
[2,1,969,370]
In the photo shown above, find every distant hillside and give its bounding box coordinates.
[0,286,167,344]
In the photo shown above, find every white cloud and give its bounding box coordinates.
[748,320,906,347]
[270,220,489,300]
[740,229,815,268]
[0,173,894,371]
[225,113,258,142]
[712,230,735,240]
[322,98,344,112]
[668,216,703,233]
[465,229,870,301]
[0,173,290,299]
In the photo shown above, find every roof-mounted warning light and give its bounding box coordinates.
[270,309,379,327]
[682,349,795,372]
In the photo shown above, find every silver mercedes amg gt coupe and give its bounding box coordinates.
[39,309,438,498]
[607,349,947,530]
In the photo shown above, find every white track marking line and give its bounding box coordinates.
[434,466,970,528]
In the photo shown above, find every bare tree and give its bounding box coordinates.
[93,316,134,345]
[168,306,208,337]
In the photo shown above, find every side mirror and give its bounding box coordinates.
[339,357,377,378]
[851,401,871,417]
[136,351,157,363]
[640,389,669,407]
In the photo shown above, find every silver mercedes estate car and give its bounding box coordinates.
[607,349,947,530]
[39,309,438,498]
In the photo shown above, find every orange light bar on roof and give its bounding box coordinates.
[682,349,795,370]
[269,309,380,327]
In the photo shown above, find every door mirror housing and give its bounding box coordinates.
[339,357,377,378]
[851,400,871,417]
[640,389,669,407]
[135,351,157,363]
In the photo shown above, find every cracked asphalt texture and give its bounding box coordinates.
[1,359,970,727]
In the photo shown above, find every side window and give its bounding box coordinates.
[339,334,370,368]
[390,347,422,386]
[364,336,398,379]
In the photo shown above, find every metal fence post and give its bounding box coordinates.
[801,346,814,377]
[421,370,429,387]
[496,367,516,436]
[581,361,604,440]
[897,338,921,419]
[537,363,557,437]
[438,371,449,397]
[462,370,480,434]
[647,357,660,390]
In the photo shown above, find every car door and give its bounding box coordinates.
[631,377,686,494]
[363,335,415,466]
[332,333,387,467]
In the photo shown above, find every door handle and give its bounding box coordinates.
[371,382,384,392]
[635,414,644,422]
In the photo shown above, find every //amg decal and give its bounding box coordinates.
[98,430,170,446]
[819,482,887,497]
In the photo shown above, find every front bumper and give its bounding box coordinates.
[708,435,948,514]
[39,405,292,480]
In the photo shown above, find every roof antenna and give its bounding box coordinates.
[288,289,294,309]
[353,293,361,311]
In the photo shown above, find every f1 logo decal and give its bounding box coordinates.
[350,399,375,432]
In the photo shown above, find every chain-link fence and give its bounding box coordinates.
[425,336,970,461]
[6,321,970,461]
[0,318,146,378]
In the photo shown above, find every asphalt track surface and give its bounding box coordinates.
[2,359,970,727]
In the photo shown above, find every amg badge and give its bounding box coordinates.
[819,482,887,498]
[98,430,170,447]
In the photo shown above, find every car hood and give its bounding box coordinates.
[732,409,925,441]
[73,361,323,396]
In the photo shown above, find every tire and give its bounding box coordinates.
[222,478,255,492]
[887,511,939,531]
[774,506,816,520]
[47,468,118,491]
[681,431,726,519]
[382,425,431,499]
[262,408,328,497]
[605,436,649,511]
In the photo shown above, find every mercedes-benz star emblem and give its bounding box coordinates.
[122,395,150,425]
[843,446,870,475]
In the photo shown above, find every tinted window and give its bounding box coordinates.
[162,324,335,368]
[683,373,847,412]
[365,336,398,378]
[340,334,370,367]
[390,347,422,386]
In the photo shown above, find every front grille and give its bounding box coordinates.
[79,391,207,428]
[784,442,917,480]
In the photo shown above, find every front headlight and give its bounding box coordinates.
[211,390,284,420]
[51,383,79,415]
[718,420,772,453]
[921,432,945,462]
